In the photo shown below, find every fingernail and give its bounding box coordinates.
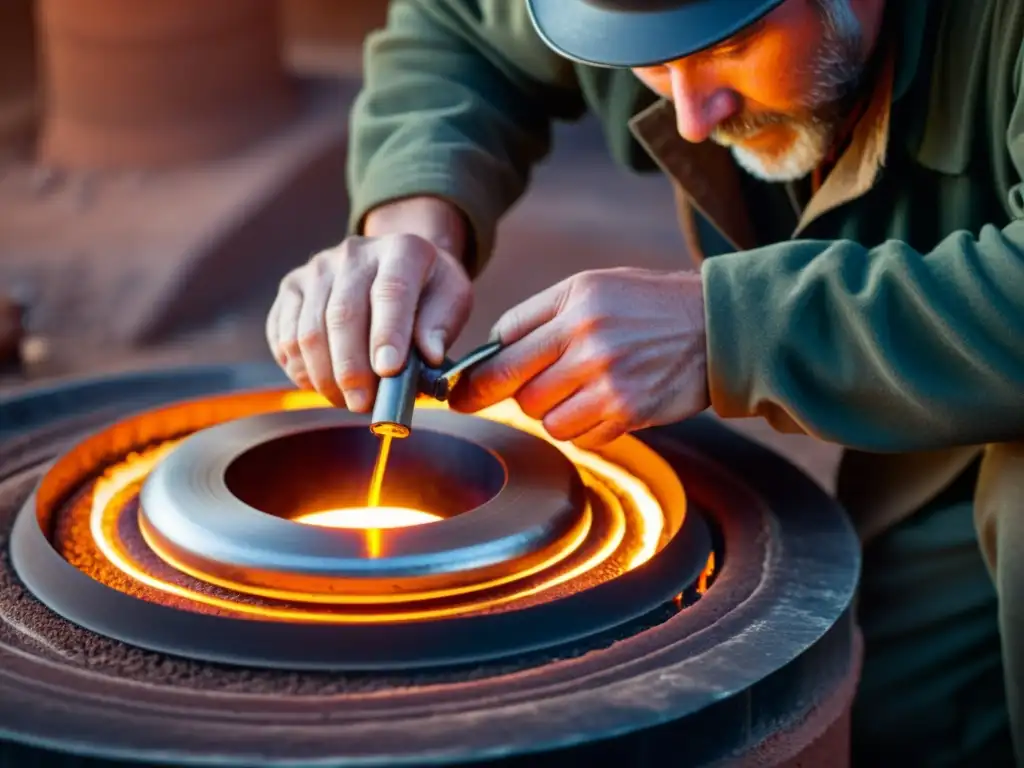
[425,330,445,361]
[373,344,401,374]
[487,327,501,343]
[345,388,368,412]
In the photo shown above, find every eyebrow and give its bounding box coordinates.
[709,17,766,51]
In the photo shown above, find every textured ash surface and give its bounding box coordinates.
[54,486,641,618]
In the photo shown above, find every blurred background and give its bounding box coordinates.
[0,0,836,486]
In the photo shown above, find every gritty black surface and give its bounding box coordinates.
[0,459,692,692]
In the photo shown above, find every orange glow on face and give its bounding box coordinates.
[631,1,871,180]
[632,4,843,124]
[72,391,680,623]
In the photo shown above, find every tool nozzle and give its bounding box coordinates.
[367,341,503,438]
[369,351,421,439]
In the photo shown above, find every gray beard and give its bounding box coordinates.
[712,3,865,182]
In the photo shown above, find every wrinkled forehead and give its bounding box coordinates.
[527,0,786,68]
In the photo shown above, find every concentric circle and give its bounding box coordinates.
[139,408,588,598]
[10,385,713,669]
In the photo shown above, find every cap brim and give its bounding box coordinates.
[527,0,786,68]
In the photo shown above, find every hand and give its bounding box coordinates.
[450,268,710,448]
[266,197,473,411]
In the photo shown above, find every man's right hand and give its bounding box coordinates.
[266,197,473,412]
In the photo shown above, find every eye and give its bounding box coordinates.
[641,64,670,77]
[713,38,753,58]
[633,65,671,88]
[710,19,764,58]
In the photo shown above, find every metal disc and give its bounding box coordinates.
[139,408,587,595]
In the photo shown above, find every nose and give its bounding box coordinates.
[668,65,739,143]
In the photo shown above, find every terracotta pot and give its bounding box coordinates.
[36,0,297,168]
[0,0,38,150]
[0,297,24,367]
[281,0,387,44]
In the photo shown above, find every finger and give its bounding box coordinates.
[369,236,434,376]
[414,260,473,366]
[572,421,628,452]
[489,279,570,346]
[265,292,285,366]
[271,280,301,363]
[325,263,376,412]
[540,387,607,443]
[296,269,344,406]
[275,284,307,385]
[513,356,587,422]
[449,322,568,413]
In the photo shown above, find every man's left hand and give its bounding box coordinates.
[449,267,710,448]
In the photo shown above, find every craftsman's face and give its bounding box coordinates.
[632,0,875,181]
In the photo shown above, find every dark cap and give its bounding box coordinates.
[526,0,786,68]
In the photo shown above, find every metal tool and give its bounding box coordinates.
[369,340,503,438]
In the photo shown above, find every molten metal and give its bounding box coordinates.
[57,391,678,624]
[295,504,441,559]
[295,507,441,529]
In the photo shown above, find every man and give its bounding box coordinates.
[266,0,1024,763]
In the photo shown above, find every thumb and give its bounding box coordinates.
[414,260,473,366]
[489,279,569,345]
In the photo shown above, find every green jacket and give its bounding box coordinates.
[348,0,1024,760]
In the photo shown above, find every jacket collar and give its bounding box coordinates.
[893,0,930,100]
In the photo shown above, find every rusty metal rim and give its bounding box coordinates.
[10,479,710,670]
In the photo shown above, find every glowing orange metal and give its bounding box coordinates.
[697,552,717,595]
[81,393,675,623]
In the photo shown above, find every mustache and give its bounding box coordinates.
[713,111,793,141]
[716,110,786,136]
[711,71,863,145]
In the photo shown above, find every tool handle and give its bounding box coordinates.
[422,340,502,401]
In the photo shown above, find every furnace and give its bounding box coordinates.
[0,363,861,766]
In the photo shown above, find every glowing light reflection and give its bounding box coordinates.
[83,392,669,623]
[294,507,441,529]
[283,392,666,565]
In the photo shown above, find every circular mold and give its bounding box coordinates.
[9,385,712,671]
[139,408,588,596]
[0,364,861,767]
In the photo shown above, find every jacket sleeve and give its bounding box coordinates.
[701,58,1024,454]
[346,0,587,276]
[702,220,1024,453]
